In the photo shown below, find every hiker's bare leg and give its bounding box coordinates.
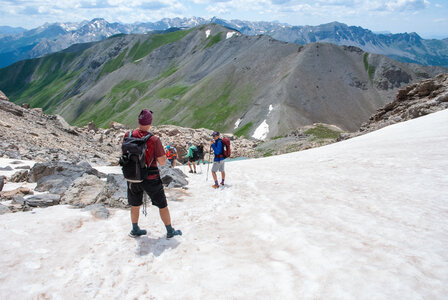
[212,171,217,182]
[131,206,140,223]
[159,207,171,226]
[187,161,192,171]
[221,171,226,182]
[193,162,196,172]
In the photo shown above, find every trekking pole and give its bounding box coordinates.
[142,193,147,217]
[206,146,212,181]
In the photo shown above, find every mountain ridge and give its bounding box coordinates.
[1,17,447,68]
[0,24,445,139]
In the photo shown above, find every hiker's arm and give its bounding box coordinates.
[157,155,166,166]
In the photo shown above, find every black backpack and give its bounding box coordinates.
[191,147,200,161]
[119,131,154,183]
[196,144,204,155]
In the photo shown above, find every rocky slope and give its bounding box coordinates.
[337,73,448,140]
[0,97,258,165]
[0,90,8,101]
[1,24,445,140]
[359,73,448,133]
[0,90,344,213]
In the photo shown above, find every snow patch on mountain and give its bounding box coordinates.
[252,120,269,140]
[234,118,242,129]
[226,32,237,39]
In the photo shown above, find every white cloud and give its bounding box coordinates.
[0,0,187,27]
[370,0,429,11]
[0,0,444,35]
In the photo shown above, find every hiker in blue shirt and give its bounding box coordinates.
[210,131,225,188]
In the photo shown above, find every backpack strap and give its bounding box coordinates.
[141,132,153,142]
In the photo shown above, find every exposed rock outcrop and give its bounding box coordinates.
[96,174,128,208]
[0,97,259,164]
[26,194,60,208]
[0,90,8,101]
[9,170,28,183]
[0,203,11,214]
[360,73,448,133]
[29,161,104,195]
[61,174,106,207]
[337,73,448,142]
[0,187,32,200]
[82,204,110,219]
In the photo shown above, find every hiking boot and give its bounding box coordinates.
[212,184,219,189]
[129,228,147,238]
[189,170,193,173]
[220,181,225,186]
[194,170,197,173]
[167,228,182,239]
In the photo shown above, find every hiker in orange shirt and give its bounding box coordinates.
[165,145,177,168]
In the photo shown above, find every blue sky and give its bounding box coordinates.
[1,0,447,38]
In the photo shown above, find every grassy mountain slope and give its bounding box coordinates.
[0,24,445,138]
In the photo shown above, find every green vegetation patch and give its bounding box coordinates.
[280,73,290,81]
[35,52,76,77]
[234,122,253,138]
[205,33,222,48]
[127,40,141,60]
[0,59,40,96]
[99,49,127,77]
[271,135,284,140]
[73,80,152,127]
[160,65,179,79]
[191,85,234,128]
[363,53,376,81]
[156,76,255,132]
[304,124,340,140]
[132,29,194,61]
[8,53,80,112]
[156,85,189,100]
[263,150,274,157]
[190,81,254,130]
[111,80,149,95]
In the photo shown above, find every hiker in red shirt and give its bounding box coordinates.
[124,109,182,239]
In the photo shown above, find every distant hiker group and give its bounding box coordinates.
[184,142,205,173]
[119,108,231,240]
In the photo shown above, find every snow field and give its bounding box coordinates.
[0,109,447,299]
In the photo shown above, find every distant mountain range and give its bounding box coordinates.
[0,26,26,36]
[0,17,447,69]
[0,24,445,138]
